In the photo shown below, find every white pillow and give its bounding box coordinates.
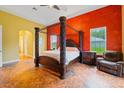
[58,47,78,51]
[66,47,79,51]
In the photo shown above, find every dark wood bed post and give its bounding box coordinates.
[59,16,66,79]
[34,27,40,67]
[79,31,83,63]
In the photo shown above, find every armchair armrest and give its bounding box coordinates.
[96,57,104,67]
[116,61,124,77]
[116,61,124,65]
[97,57,104,61]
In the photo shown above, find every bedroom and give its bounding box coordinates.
[0,5,124,88]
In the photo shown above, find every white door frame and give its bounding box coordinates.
[0,25,2,67]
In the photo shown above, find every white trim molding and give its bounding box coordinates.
[0,25,2,67]
[90,26,107,54]
[3,59,19,65]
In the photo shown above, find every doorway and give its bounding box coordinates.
[0,25,2,67]
[19,30,33,60]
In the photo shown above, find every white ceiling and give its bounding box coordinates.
[0,5,107,26]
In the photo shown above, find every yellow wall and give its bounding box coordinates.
[0,10,47,62]
[122,6,124,60]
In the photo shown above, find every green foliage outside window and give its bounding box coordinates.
[51,42,57,50]
[90,27,106,54]
[50,35,57,50]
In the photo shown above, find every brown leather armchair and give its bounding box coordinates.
[96,51,124,77]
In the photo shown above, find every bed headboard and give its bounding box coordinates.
[66,39,78,48]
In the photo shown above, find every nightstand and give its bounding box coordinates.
[82,51,96,65]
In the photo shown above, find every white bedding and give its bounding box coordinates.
[40,50,79,65]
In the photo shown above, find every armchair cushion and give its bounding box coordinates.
[98,60,118,70]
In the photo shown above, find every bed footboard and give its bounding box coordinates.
[38,56,79,79]
[38,56,60,72]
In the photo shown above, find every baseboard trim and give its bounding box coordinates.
[26,54,34,59]
[3,59,19,65]
[20,54,33,58]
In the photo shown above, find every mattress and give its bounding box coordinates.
[40,50,79,65]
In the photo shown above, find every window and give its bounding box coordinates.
[50,35,57,50]
[39,36,43,55]
[90,27,106,54]
[39,37,43,48]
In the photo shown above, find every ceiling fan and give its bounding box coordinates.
[40,5,61,11]
[32,5,67,11]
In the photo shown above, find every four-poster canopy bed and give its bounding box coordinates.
[34,16,83,79]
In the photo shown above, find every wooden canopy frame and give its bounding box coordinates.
[34,16,83,79]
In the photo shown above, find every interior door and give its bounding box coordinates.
[0,25,2,67]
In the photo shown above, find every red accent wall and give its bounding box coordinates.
[47,5,122,51]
